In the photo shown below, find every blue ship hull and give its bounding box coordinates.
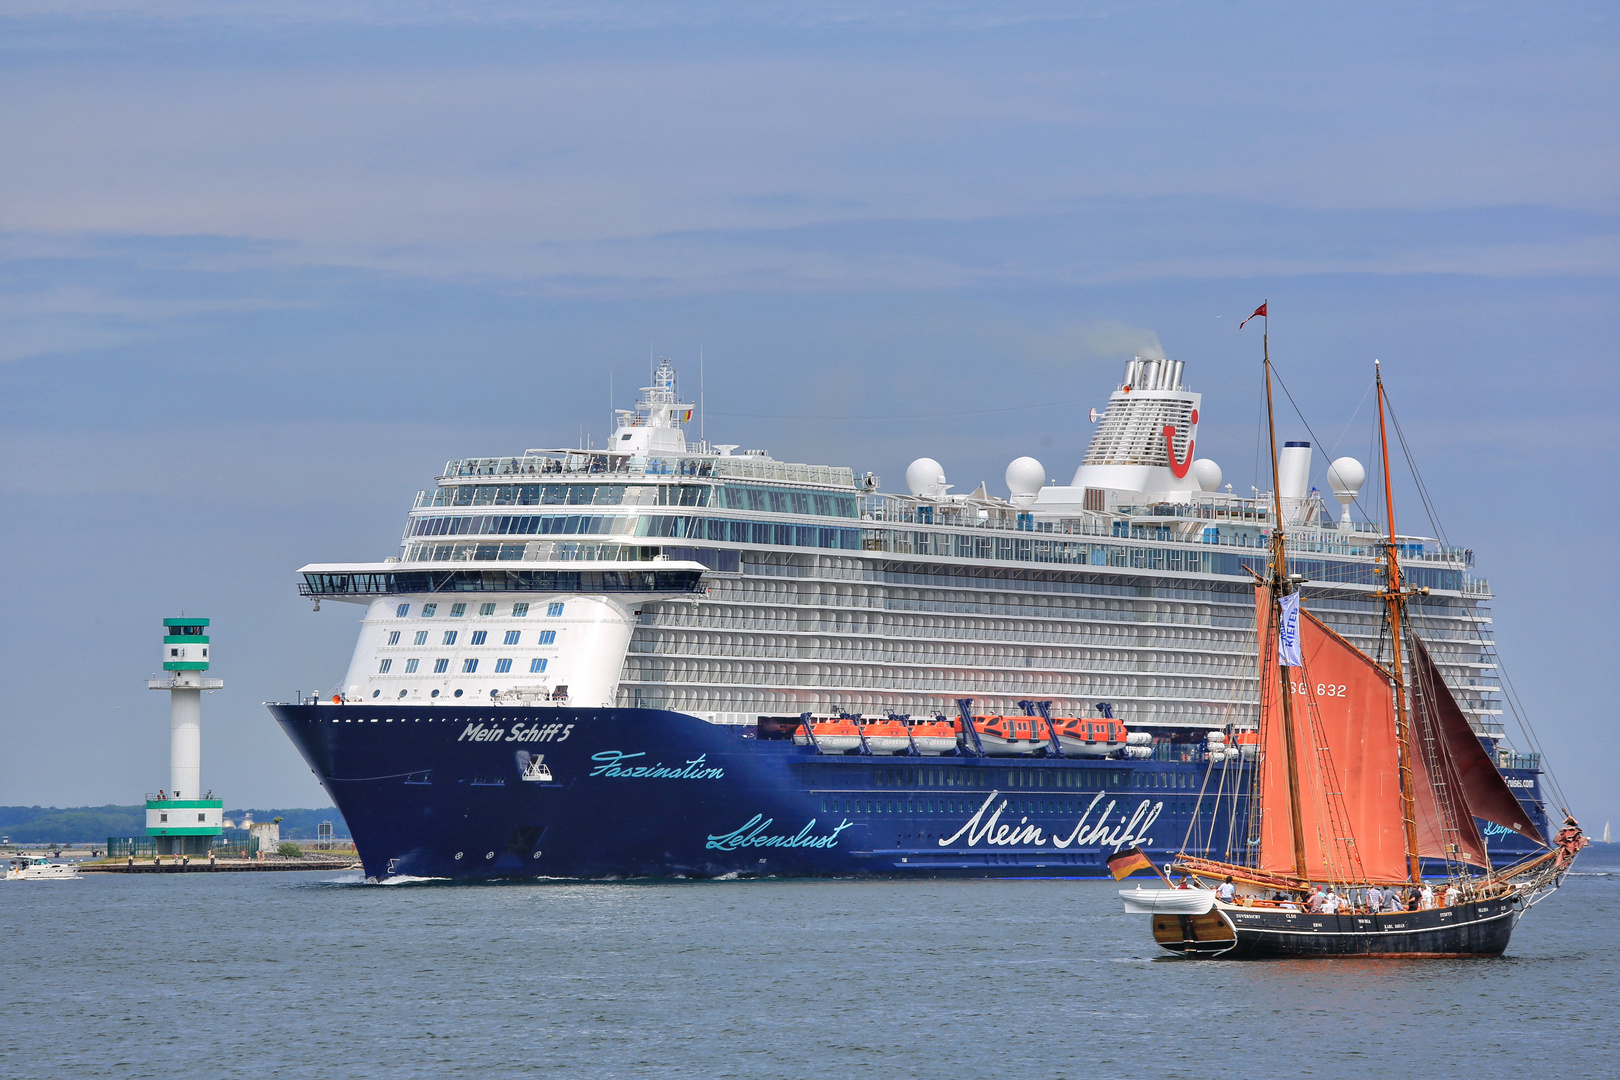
[270,704,1549,881]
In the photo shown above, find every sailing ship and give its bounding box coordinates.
[1119,316,1587,958]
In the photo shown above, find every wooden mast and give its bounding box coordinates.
[1261,318,1310,881]
[1375,361,1423,884]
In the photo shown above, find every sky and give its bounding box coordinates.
[1,2,1615,825]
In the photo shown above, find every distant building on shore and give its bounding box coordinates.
[249,821,280,854]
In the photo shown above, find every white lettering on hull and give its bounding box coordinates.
[937,790,1162,852]
[457,722,575,743]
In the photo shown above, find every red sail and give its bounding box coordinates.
[1255,588,1409,882]
[1407,666,1488,868]
[1410,635,1545,850]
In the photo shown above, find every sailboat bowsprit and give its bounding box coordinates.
[1120,322,1587,959]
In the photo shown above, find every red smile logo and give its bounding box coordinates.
[1163,411,1196,479]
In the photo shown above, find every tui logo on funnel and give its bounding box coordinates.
[1162,409,1197,479]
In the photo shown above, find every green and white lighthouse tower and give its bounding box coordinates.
[146,618,224,855]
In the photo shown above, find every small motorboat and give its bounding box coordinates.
[6,855,79,880]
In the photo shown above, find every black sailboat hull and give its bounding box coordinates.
[1157,897,1520,959]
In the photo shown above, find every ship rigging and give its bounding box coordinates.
[1120,309,1586,958]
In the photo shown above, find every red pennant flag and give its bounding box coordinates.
[1239,302,1267,329]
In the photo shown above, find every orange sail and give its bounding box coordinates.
[1255,587,1409,882]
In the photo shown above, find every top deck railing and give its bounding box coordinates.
[440,453,856,489]
[422,459,1475,574]
[855,494,1473,566]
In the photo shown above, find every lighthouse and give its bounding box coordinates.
[146,618,224,855]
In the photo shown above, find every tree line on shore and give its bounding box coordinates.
[0,805,351,845]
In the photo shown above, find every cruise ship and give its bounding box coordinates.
[270,356,1548,880]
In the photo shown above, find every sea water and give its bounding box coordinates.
[3,850,1617,1080]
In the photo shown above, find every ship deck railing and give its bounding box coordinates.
[857,496,1473,566]
[439,453,857,489]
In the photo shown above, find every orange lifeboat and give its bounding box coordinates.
[960,714,1045,756]
[792,715,863,754]
[908,715,958,755]
[1050,715,1130,757]
[859,716,912,755]
[1230,728,1259,760]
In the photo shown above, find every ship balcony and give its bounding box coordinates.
[1496,750,1540,771]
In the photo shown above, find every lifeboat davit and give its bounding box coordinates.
[1050,716,1130,757]
[1231,728,1259,759]
[793,715,862,754]
[961,714,1046,756]
[859,716,913,755]
[908,716,958,755]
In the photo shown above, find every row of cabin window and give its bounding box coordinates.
[423,483,857,518]
[385,629,558,647]
[378,658,548,675]
[393,601,564,619]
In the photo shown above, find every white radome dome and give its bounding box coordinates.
[906,457,948,498]
[1004,456,1046,497]
[1192,458,1222,492]
[1326,457,1366,499]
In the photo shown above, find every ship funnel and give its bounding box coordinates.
[1120,356,1181,392]
[1326,456,1366,528]
[1278,441,1312,524]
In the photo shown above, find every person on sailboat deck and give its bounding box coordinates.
[1366,885,1384,913]
[1175,875,1192,890]
[1323,890,1342,914]
[1445,882,1462,907]
[1420,884,1435,910]
[1216,877,1236,903]
[1305,886,1325,912]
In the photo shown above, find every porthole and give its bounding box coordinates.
[454,851,463,860]
[485,851,494,859]
[431,689,440,698]
[490,689,499,698]
[398,690,408,699]
[371,690,380,698]
[454,689,464,698]
[532,851,542,859]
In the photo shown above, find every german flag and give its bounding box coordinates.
[1107,846,1155,880]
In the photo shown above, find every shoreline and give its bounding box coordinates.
[76,857,360,874]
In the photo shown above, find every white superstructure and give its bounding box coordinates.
[299,356,1508,751]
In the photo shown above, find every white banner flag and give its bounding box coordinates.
[1278,591,1303,668]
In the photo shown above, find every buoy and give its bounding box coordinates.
[331,694,342,705]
